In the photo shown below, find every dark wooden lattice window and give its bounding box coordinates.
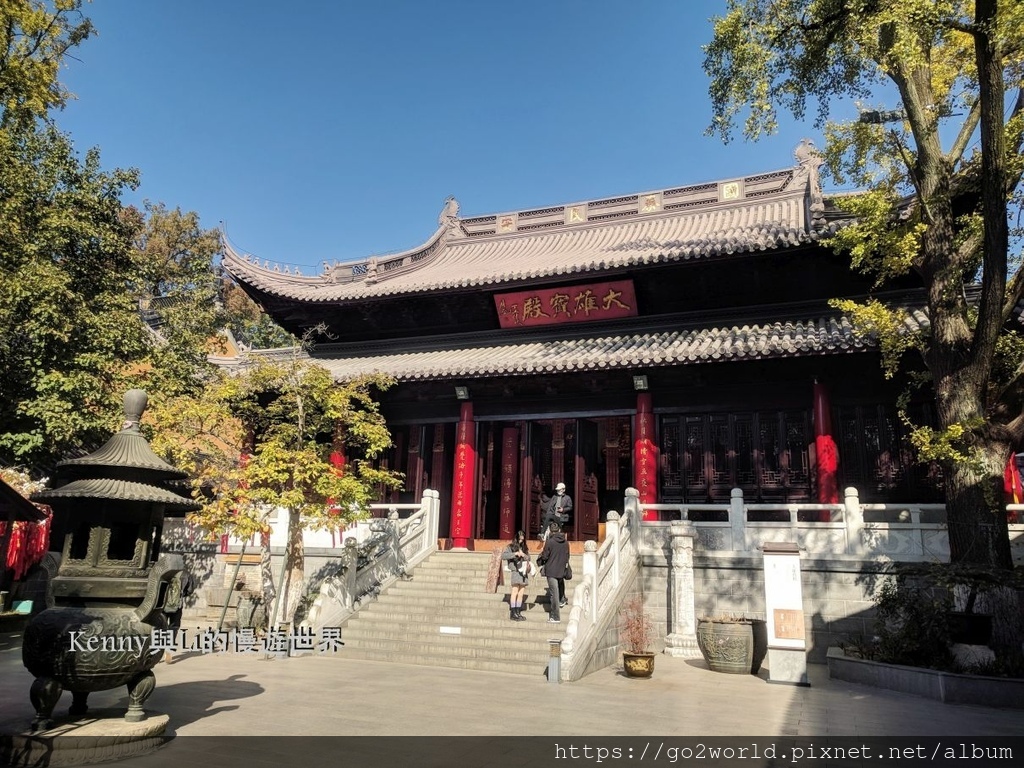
[835,404,942,502]
[660,419,682,500]
[660,411,812,504]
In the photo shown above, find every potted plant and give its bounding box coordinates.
[696,615,768,674]
[619,594,656,678]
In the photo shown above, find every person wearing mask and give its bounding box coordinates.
[537,522,569,623]
[501,530,531,621]
[540,482,572,541]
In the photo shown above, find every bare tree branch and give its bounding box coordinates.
[948,99,982,168]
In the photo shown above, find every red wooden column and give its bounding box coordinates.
[498,427,519,539]
[813,380,839,518]
[450,403,477,549]
[633,393,659,520]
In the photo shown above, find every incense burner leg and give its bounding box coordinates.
[69,690,90,717]
[125,670,155,722]
[29,677,63,731]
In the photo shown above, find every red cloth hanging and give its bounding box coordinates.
[1,508,50,580]
[1004,454,1023,515]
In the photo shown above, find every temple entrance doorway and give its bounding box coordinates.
[478,416,631,543]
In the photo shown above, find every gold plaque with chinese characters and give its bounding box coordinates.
[564,205,587,224]
[640,193,662,213]
[720,181,742,200]
[773,608,805,640]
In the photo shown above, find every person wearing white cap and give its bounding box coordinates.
[540,482,572,542]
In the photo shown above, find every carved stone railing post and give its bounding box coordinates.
[342,538,358,606]
[664,520,700,658]
[583,540,599,621]
[729,488,746,550]
[843,487,864,555]
[606,511,621,588]
[623,487,641,540]
[424,488,440,552]
[387,509,407,578]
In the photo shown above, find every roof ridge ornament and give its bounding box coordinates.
[438,196,465,239]
[794,139,826,229]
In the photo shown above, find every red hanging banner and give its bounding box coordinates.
[450,403,476,549]
[634,393,659,518]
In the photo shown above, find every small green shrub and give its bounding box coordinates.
[871,576,955,671]
[859,565,1024,676]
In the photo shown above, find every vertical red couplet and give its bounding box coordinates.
[634,393,659,519]
[450,402,476,548]
[498,427,519,539]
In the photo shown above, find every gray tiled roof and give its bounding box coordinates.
[33,478,200,510]
[223,148,839,303]
[236,312,914,384]
[59,429,188,480]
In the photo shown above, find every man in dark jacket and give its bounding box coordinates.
[541,482,572,541]
[538,522,570,623]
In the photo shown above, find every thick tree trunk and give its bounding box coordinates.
[937,375,1013,568]
[259,529,275,614]
[282,508,305,626]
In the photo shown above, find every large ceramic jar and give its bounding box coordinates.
[696,617,768,674]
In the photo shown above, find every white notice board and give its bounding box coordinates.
[762,542,805,650]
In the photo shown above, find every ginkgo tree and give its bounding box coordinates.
[0,0,93,126]
[705,0,1023,568]
[149,355,403,626]
[1,2,248,467]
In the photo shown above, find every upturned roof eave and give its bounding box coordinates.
[221,151,836,305]
[224,224,823,307]
[217,300,928,386]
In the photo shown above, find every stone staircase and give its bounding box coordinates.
[339,550,580,676]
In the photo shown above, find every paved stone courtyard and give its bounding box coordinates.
[2,628,1021,739]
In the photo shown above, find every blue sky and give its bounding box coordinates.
[58,1,839,273]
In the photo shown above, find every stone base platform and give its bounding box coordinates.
[826,646,1024,708]
[0,709,169,766]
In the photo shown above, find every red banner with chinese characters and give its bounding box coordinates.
[634,393,659,518]
[450,403,476,549]
[499,427,519,539]
[494,280,638,329]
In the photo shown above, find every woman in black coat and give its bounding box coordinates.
[501,530,531,621]
[537,522,569,623]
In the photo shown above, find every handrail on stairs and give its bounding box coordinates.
[557,488,643,682]
[301,490,441,632]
